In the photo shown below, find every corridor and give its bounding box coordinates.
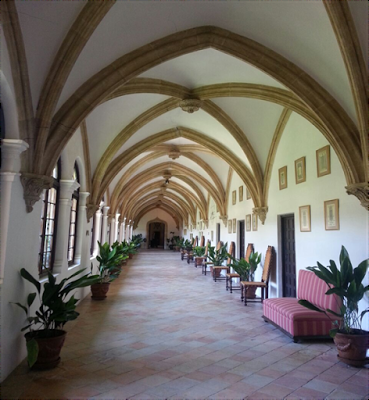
[2,250,368,400]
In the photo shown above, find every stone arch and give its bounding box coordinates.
[42,26,362,188]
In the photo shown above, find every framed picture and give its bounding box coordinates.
[246,215,251,231]
[324,199,339,230]
[232,190,236,205]
[184,228,187,235]
[239,186,243,202]
[190,233,193,240]
[295,157,306,184]
[228,220,232,233]
[279,166,287,190]
[232,218,236,233]
[211,231,214,241]
[299,205,311,232]
[316,145,331,177]
[246,188,251,200]
[252,214,258,231]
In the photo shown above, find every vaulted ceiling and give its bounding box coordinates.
[2,0,367,227]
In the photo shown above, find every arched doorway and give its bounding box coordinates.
[148,221,165,249]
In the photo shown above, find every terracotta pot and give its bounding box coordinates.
[128,253,133,259]
[334,330,369,367]
[25,329,66,369]
[91,282,110,300]
[211,266,221,277]
[246,286,257,299]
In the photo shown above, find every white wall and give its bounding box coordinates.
[134,208,179,249]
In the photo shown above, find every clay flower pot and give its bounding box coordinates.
[25,330,66,369]
[91,282,110,300]
[334,330,369,367]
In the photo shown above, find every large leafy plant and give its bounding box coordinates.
[96,241,126,283]
[183,239,192,249]
[12,268,100,366]
[298,246,369,336]
[193,246,206,257]
[229,252,261,281]
[207,243,228,266]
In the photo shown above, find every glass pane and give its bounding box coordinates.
[69,236,75,248]
[49,188,56,203]
[72,198,77,211]
[70,210,76,223]
[43,253,51,270]
[44,236,53,252]
[69,223,75,235]
[68,249,73,262]
[52,165,58,179]
[46,220,54,235]
[47,203,55,219]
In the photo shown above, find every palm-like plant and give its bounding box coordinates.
[96,241,125,283]
[207,243,228,266]
[193,246,206,257]
[229,252,261,281]
[298,246,369,336]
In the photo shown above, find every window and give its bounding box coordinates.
[68,163,79,265]
[39,160,60,275]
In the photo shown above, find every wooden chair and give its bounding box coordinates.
[212,242,235,282]
[186,237,197,264]
[240,245,275,306]
[202,241,223,275]
[199,235,205,247]
[226,243,254,292]
[182,236,196,261]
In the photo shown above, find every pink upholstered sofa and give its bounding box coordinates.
[262,269,341,342]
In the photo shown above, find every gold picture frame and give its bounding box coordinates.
[252,214,258,231]
[228,220,232,233]
[211,230,214,241]
[316,145,331,177]
[324,199,339,230]
[232,190,236,205]
[246,215,251,231]
[190,233,193,241]
[299,205,311,232]
[246,188,251,200]
[233,218,236,233]
[279,166,287,190]
[295,156,306,184]
[239,186,243,202]
[183,228,187,235]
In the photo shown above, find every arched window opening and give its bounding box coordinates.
[39,159,60,275]
[68,163,80,265]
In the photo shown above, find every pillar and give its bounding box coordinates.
[53,180,80,273]
[114,213,120,243]
[92,206,103,256]
[74,192,89,264]
[101,206,110,244]
[109,215,116,244]
[0,139,29,283]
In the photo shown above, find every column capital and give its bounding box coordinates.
[219,215,228,227]
[102,206,110,216]
[79,192,90,205]
[1,139,29,172]
[59,179,80,199]
[253,207,268,225]
[346,183,369,210]
[20,172,54,213]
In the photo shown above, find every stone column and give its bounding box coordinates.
[74,192,89,264]
[0,140,29,283]
[126,222,130,241]
[101,206,110,244]
[92,206,103,256]
[114,213,120,243]
[109,215,115,244]
[119,218,124,242]
[53,180,80,273]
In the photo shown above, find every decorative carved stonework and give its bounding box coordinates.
[86,204,99,223]
[20,173,53,213]
[253,207,268,225]
[107,214,114,225]
[179,98,202,114]
[219,215,228,227]
[168,146,180,160]
[346,183,369,210]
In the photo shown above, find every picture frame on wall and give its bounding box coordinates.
[184,228,187,235]
[232,190,236,205]
[228,220,232,233]
[324,199,339,230]
[252,214,258,231]
[233,218,236,233]
[279,166,287,190]
[299,205,311,232]
[295,156,306,184]
[239,186,243,202]
[246,188,251,200]
[316,145,331,177]
[246,215,251,231]
[190,233,193,241]
[211,231,214,241]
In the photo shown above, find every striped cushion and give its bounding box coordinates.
[263,298,335,337]
[297,270,341,313]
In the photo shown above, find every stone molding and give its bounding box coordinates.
[219,215,228,227]
[346,183,369,210]
[86,204,99,223]
[253,207,268,225]
[20,173,53,213]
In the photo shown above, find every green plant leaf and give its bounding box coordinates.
[298,300,324,313]
[329,328,338,338]
[11,302,28,315]
[26,338,39,368]
[27,293,36,307]
[354,259,369,287]
[20,268,41,293]
[326,308,343,318]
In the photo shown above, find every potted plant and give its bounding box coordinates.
[207,242,228,277]
[298,246,369,367]
[192,246,206,267]
[229,252,261,298]
[12,268,100,369]
[174,237,184,252]
[131,234,143,248]
[91,241,125,300]
[112,241,129,267]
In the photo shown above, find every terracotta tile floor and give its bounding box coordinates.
[2,250,368,400]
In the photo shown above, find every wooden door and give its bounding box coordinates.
[282,215,296,297]
[239,220,245,258]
